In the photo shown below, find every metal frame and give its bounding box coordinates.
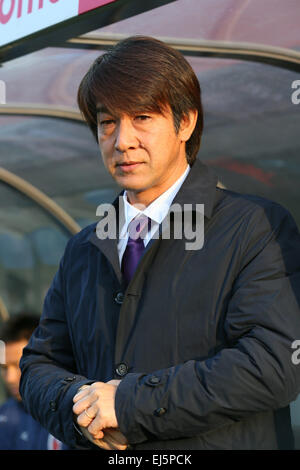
[0,110,83,320]
[0,167,81,235]
[64,33,300,72]
[0,104,83,122]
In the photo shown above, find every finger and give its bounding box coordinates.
[101,440,128,450]
[73,390,99,415]
[87,415,107,437]
[80,425,104,442]
[76,411,92,428]
[73,397,94,415]
[76,404,98,427]
[94,432,128,451]
[87,400,117,435]
[104,428,128,446]
[91,429,108,440]
[73,387,91,403]
[91,437,114,450]
[81,425,127,450]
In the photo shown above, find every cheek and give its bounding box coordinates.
[99,140,111,163]
[100,149,108,165]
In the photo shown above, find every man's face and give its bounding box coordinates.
[97,105,196,205]
[0,340,27,401]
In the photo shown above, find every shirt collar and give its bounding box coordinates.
[122,164,190,233]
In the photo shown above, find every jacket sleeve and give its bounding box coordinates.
[115,202,300,444]
[19,239,93,448]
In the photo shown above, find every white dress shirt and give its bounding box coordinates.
[118,165,190,265]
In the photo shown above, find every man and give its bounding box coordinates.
[0,314,67,449]
[20,36,300,450]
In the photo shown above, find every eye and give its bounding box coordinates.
[135,115,151,121]
[99,119,115,127]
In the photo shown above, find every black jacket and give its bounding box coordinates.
[20,159,300,449]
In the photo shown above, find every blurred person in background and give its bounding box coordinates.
[0,313,67,450]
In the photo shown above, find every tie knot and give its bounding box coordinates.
[128,214,151,240]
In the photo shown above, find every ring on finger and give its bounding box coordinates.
[84,408,94,420]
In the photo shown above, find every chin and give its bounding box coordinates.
[123,185,149,194]
[116,178,148,192]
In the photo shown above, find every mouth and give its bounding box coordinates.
[116,161,143,172]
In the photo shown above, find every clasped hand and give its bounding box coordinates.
[72,380,128,450]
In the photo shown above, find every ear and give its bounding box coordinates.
[179,109,198,142]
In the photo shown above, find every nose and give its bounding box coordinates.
[115,116,139,152]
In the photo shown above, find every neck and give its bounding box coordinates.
[126,162,189,208]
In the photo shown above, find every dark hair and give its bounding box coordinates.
[0,313,39,343]
[77,36,203,165]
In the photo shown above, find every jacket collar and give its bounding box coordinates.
[171,158,218,219]
[89,190,124,284]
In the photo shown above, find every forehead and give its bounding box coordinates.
[96,103,171,118]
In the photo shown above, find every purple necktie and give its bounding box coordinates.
[121,215,150,287]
